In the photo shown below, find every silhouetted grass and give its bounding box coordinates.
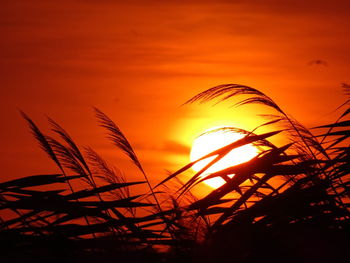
[1,84,349,263]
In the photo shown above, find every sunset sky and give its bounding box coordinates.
[1,0,350,186]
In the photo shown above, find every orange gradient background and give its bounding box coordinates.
[1,0,350,190]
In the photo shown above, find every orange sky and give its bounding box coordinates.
[1,0,350,188]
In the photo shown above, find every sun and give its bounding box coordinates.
[190,127,258,189]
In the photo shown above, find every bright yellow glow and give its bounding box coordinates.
[190,127,258,189]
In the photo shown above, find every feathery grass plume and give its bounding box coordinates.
[19,112,96,225]
[279,115,328,159]
[93,107,174,240]
[20,111,63,172]
[20,112,124,238]
[18,112,95,232]
[93,108,164,210]
[317,84,350,145]
[48,118,92,176]
[186,84,327,160]
[94,107,145,174]
[47,120,127,232]
[45,137,143,236]
[85,147,136,216]
[85,147,131,199]
[185,84,284,114]
[46,136,89,180]
[333,83,350,111]
[47,118,103,192]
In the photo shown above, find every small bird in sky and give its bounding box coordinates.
[308,59,328,66]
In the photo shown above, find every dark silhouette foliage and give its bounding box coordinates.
[1,84,349,263]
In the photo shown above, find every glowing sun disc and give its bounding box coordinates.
[190,127,258,189]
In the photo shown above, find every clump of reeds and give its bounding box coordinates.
[0,84,349,263]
